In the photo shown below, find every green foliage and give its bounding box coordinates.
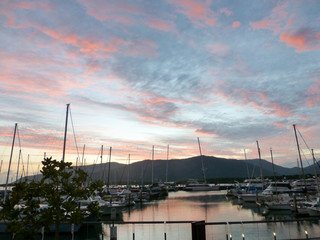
[0,157,103,240]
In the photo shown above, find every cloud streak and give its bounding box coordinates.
[0,0,319,167]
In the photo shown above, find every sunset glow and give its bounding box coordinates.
[0,0,319,178]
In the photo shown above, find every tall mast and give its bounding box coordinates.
[293,124,306,187]
[4,123,18,202]
[243,149,250,179]
[270,148,276,181]
[107,147,112,189]
[100,145,104,181]
[81,144,86,167]
[151,145,154,185]
[166,144,169,183]
[26,154,29,180]
[256,140,264,183]
[141,160,144,189]
[311,149,320,194]
[16,149,21,182]
[127,154,130,188]
[62,104,70,162]
[100,145,104,164]
[197,137,206,183]
[0,160,3,175]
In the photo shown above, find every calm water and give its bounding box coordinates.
[4,190,320,239]
[98,190,320,240]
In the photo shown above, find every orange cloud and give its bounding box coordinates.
[40,26,158,58]
[41,27,125,54]
[168,0,217,26]
[232,21,240,28]
[280,30,320,52]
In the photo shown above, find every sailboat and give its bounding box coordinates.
[184,138,219,191]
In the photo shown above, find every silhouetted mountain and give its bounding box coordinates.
[76,155,305,184]
[22,155,320,184]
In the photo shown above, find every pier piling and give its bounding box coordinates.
[191,221,206,240]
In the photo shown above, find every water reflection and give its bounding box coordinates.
[96,191,320,239]
[1,190,318,239]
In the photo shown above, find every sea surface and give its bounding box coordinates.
[3,190,320,239]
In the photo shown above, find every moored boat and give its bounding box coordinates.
[184,180,219,191]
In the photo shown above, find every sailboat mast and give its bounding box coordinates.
[127,154,130,188]
[293,124,306,187]
[270,148,276,181]
[256,140,264,183]
[26,154,29,180]
[100,145,104,164]
[4,123,18,202]
[243,149,250,179]
[107,147,112,189]
[16,149,21,182]
[100,145,104,180]
[81,144,86,167]
[0,160,3,174]
[311,149,320,194]
[152,145,154,185]
[62,104,70,162]
[197,137,206,183]
[166,144,169,183]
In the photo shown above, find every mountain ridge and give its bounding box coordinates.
[77,155,319,184]
[17,155,320,184]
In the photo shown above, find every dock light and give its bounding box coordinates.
[242,233,245,240]
[273,232,277,240]
[229,234,232,240]
[305,230,309,239]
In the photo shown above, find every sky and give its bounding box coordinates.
[0,0,320,178]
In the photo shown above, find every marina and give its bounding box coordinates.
[1,189,318,239]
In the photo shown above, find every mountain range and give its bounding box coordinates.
[74,155,320,184]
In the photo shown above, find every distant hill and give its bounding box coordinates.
[73,156,311,183]
[21,155,320,184]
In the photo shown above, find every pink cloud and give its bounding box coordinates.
[273,122,286,129]
[232,21,240,28]
[0,1,53,28]
[250,2,289,34]
[77,0,140,24]
[206,43,230,57]
[16,2,36,9]
[125,39,159,58]
[79,0,177,33]
[250,19,281,32]
[168,0,217,27]
[146,17,176,32]
[0,71,68,97]
[287,19,294,25]
[41,27,126,54]
[220,8,232,16]
[306,78,320,107]
[217,88,294,118]
[280,30,320,52]
[272,2,289,13]
[39,24,159,58]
